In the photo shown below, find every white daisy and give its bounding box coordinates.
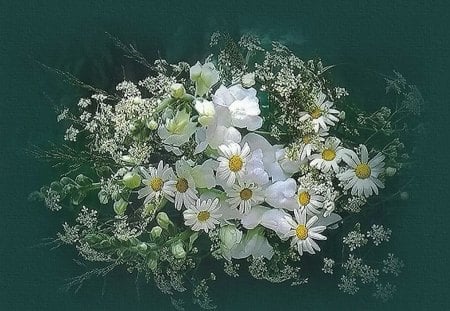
[226,179,265,214]
[138,161,175,204]
[296,186,325,216]
[338,145,385,197]
[309,137,347,173]
[216,142,251,186]
[285,209,327,256]
[299,129,329,161]
[165,160,199,210]
[183,198,222,233]
[300,91,340,132]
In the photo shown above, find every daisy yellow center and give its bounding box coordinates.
[149,177,164,191]
[229,155,244,172]
[322,148,336,161]
[197,211,210,222]
[310,107,322,119]
[355,163,371,179]
[298,191,311,206]
[296,224,308,240]
[176,178,188,193]
[240,188,253,201]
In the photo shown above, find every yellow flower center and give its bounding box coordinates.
[197,211,210,222]
[322,148,336,161]
[240,188,253,201]
[298,191,311,206]
[176,178,189,193]
[229,155,244,172]
[149,177,164,191]
[310,107,322,119]
[355,163,371,179]
[296,224,308,240]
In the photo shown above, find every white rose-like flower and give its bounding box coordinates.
[219,225,243,251]
[213,84,263,131]
[194,99,216,126]
[265,178,298,211]
[190,61,220,97]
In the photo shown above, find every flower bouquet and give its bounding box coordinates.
[31,32,421,309]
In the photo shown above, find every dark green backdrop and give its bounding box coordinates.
[1,1,449,310]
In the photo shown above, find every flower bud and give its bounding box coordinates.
[219,225,243,250]
[171,241,186,259]
[241,72,255,88]
[385,167,397,177]
[147,258,158,271]
[170,83,186,99]
[194,99,215,126]
[156,212,173,230]
[122,172,142,189]
[136,242,148,252]
[338,111,346,120]
[146,119,158,130]
[150,226,163,239]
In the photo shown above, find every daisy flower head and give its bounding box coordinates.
[216,142,251,186]
[138,161,175,204]
[296,186,325,216]
[309,137,347,173]
[226,179,265,214]
[300,91,340,132]
[338,145,385,197]
[299,128,329,161]
[285,208,327,256]
[165,160,199,210]
[183,198,222,233]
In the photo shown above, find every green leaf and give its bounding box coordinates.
[113,198,128,216]
[98,190,109,204]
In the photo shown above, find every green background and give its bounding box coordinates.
[1,1,448,310]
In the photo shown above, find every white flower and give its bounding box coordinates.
[216,142,252,186]
[219,225,243,260]
[190,61,220,96]
[229,227,274,260]
[299,129,329,161]
[194,99,216,126]
[225,179,265,214]
[265,178,298,211]
[338,145,385,197]
[285,209,327,256]
[213,84,263,131]
[241,72,255,87]
[259,208,293,239]
[183,198,222,232]
[158,109,197,155]
[194,105,241,153]
[296,186,325,216]
[309,137,347,173]
[165,159,198,210]
[242,133,288,181]
[300,92,340,132]
[190,159,217,189]
[138,161,175,204]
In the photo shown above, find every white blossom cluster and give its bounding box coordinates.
[38,32,414,307]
